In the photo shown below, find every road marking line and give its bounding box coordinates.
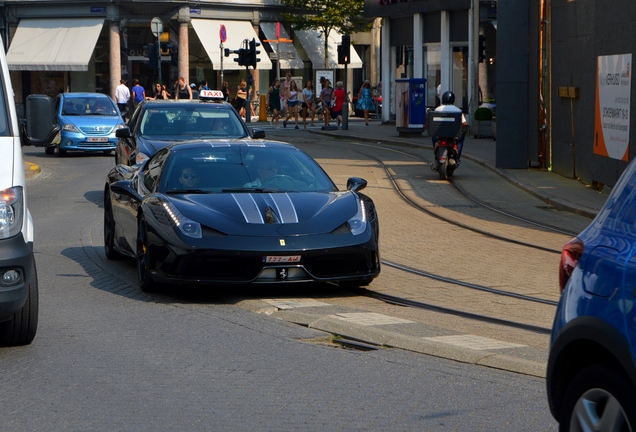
[331,312,414,326]
[423,335,526,350]
[262,298,331,309]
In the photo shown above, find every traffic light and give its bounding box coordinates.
[160,42,173,56]
[232,48,247,66]
[144,43,159,69]
[337,45,345,64]
[338,35,351,65]
[340,34,351,65]
[478,35,486,63]
[247,38,261,69]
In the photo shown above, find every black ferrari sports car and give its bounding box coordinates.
[104,140,380,292]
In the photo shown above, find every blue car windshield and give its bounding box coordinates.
[62,97,118,116]
[160,147,337,193]
[140,106,247,139]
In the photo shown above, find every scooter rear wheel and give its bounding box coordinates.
[438,159,449,180]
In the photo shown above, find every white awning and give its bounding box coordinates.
[191,19,272,71]
[295,29,363,69]
[259,23,305,70]
[7,18,104,71]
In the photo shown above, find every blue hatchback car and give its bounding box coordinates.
[548,159,636,430]
[45,92,126,156]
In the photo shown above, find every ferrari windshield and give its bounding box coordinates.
[159,146,337,193]
[140,105,247,139]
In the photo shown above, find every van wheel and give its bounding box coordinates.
[0,256,39,346]
[45,146,55,155]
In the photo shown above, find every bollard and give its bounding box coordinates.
[259,94,267,121]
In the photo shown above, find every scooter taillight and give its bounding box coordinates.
[439,139,452,146]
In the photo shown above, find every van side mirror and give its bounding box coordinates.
[26,95,58,146]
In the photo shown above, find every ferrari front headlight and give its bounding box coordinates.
[0,187,24,239]
[161,201,202,239]
[347,199,367,236]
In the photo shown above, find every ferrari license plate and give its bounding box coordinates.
[87,137,108,142]
[264,255,301,263]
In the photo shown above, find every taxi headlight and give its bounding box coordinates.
[0,187,24,239]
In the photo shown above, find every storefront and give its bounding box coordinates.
[364,0,496,124]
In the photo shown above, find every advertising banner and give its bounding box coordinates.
[594,54,632,161]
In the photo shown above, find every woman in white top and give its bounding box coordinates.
[283,80,300,129]
[301,80,317,129]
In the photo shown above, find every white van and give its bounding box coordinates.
[0,35,38,346]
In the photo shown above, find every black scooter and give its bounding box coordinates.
[427,111,463,180]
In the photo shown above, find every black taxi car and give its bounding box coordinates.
[115,90,265,166]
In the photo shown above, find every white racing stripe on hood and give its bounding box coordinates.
[231,193,299,224]
[232,193,264,224]
[270,193,298,223]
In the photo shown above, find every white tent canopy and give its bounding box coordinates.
[7,18,104,71]
[295,29,362,69]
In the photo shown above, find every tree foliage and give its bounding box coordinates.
[281,0,371,68]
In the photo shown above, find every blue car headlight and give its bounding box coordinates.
[347,199,368,235]
[161,201,202,239]
[0,187,24,239]
[62,124,80,133]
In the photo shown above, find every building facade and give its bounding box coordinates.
[1,0,372,117]
[364,0,497,124]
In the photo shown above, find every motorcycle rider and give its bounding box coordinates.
[433,91,468,164]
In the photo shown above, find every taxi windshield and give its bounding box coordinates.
[140,105,246,139]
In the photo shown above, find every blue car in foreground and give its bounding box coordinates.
[548,158,636,430]
[44,92,126,156]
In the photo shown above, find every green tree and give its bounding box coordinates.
[282,0,371,68]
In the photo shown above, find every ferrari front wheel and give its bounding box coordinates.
[136,218,160,293]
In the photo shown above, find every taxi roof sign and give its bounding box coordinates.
[199,90,224,99]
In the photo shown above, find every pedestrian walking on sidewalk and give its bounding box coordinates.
[131,79,146,108]
[115,79,131,120]
[356,80,375,126]
[301,80,317,129]
[331,81,349,129]
[175,77,192,100]
[320,79,334,127]
[267,79,282,128]
[283,80,300,129]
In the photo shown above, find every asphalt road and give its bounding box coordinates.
[0,138,559,430]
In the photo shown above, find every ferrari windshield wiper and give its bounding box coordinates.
[166,189,209,194]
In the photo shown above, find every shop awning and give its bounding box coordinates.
[295,29,363,69]
[191,19,272,71]
[7,18,104,71]
[259,23,305,70]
